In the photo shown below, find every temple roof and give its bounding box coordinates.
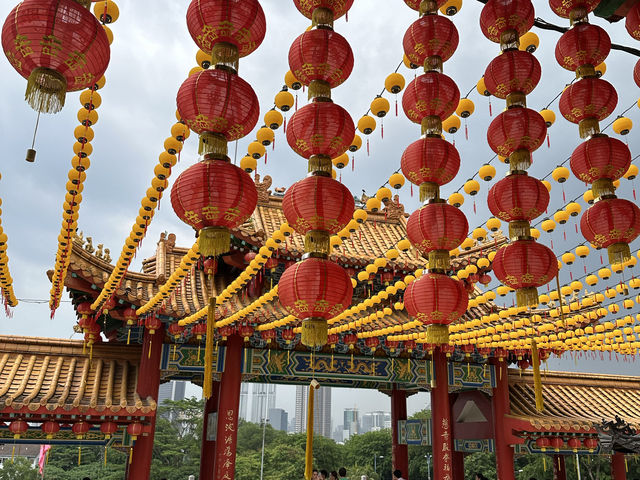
[0,336,156,419]
[508,369,640,432]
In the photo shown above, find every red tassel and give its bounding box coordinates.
[489,99,492,116]
[600,254,603,265]
[272,137,275,150]
[563,231,566,241]
[366,138,370,156]
[339,173,342,183]
[264,151,267,164]
[452,138,456,147]
[562,189,566,203]
[633,188,636,201]
[575,224,578,234]
[346,10,348,21]
[381,122,384,139]
[570,271,573,280]
[410,184,413,197]
[465,122,469,140]
[283,116,287,133]
[547,133,550,148]
[551,240,554,249]
[473,201,476,214]
[395,98,398,117]
[352,156,355,172]
[295,95,298,112]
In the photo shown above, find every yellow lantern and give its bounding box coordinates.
[275,88,294,112]
[585,274,598,286]
[439,0,462,15]
[461,238,474,251]
[530,228,540,239]
[552,166,570,183]
[389,173,405,189]
[248,141,266,159]
[541,219,556,233]
[358,115,377,135]
[443,115,461,134]
[541,180,552,192]
[575,245,589,258]
[583,189,595,204]
[448,192,464,207]
[519,31,539,52]
[403,54,419,69]
[624,164,638,180]
[256,126,275,146]
[566,202,581,217]
[472,228,487,242]
[595,62,606,77]
[353,209,367,223]
[477,77,490,97]
[464,179,480,195]
[366,197,381,212]
[385,249,399,261]
[397,239,411,252]
[486,217,501,232]
[539,109,556,127]
[376,187,392,202]
[456,98,475,118]
[350,134,362,152]
[612,116,633,135]
[385,73,405,94]
[553,210,569,225]
[562,252,575,265]
[332,153,349,169]
[264,108,284,129]
[371,96,391,119]
[284,70,302,90]
[598,268,612,280]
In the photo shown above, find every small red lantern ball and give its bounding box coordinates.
[402,72,460,124]
[2,0,111,113]
[406,202,469,256]
[127,422,143,440]
[479,0,535,44]
[100,421,118,439]
[171,158,258,258]
[186,0,266,57]
[555,23,610,72]
[487,173,549,223]
[41,421,60,439]
[289,29,354,89]
[9,419,28,439]
[72,421,91,439]
[484,50,541,99]
[403,15,459,67]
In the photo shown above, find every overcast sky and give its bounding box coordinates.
[1,1,639,425]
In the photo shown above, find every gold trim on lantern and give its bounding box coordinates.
[198,132,228,157]
[592,178,615,198]
[516,287,539,307]
[25,67,67,114]
[419,0,438,15]
[509,149,531,173]
[301,317,328,347]
[569,7,588,25]
[312,7,334,28]
[576,64,596,79]
[304,230,331,255]
[578,118,600,139]
[428,250,450,271]
[500,30,520,51]
[607,243,631,264]
[421,115,442,137]
[508,220,531,240]
[74,0,91,8]
[308,155,333,174]
[198,226,231,257]
[212,42,239,73]
[425,324,449,345]
[420,182,440,202]
[506,92,527,109]
[308,79,332,101]
[424,56,443,74]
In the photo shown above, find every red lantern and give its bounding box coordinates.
[1,0,110,113]
[192,322,207,340]
[441,344,455,357]
[487,108,547,157]
[626,4,640,40]
[176,69,259,142]
[123,307,137,326]
[264,257,279,271]
[487,173,549,222]
[41,421,60,439]
[239,324,254,341]
[327,333,340,346]
[203,257,218,276]
[479,0,535,44]
[634,59,640,88]
[185,0,266,57]
[401,137,460,201]
[570,135,631,184]
[261,329,276,343]
[281,328,296,343]
[406,202,469,257]
[405,339,417,352]
[568,437,581,452]
[244,252,257,263]
[343,333,358,349]
[365,336,380,349]
[72,421,90,439]
[9,419,28,439]
[404,273,468,344]
[580,197,640,263]
[218,325,235,340]
[167,323,185,339]
[100,421,118,439]
[535,436,550,451]
[145,315,162,335]
[286,101,355,160]
[84,323,101,344]
[282,175,355,236]
[517,359,530,370]
[402,72,460,123]
[583,437,598,452]
[555,24,610,72]
[550,437,564,452]
[127,422,143,441]
[559,78,618,124]
[171,158,257,257]
[479,274,492,285]
[403,15,459,67]
[492,239,558,306]
[549,0,600,18]
[385,339,400,351]
[483,50,541,99]
[288,29,354,89]
[292,0,354,20]
[403,0,447,10]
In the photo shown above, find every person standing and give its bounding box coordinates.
[338,467,349,480]
[392,469,406,480]
[329,471,339,480]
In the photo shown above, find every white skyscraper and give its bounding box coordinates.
[238,383,276,423]
[294,384,332,437]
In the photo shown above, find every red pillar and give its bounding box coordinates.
[199,381,221,480]
[611,452,627,480]
[391,387,409,480]
[431,349,454,480]
[493,361,515,480]
[127,325,164,480]
[553,455,566,480]
[452,451,465,480]
[214,335,243,480]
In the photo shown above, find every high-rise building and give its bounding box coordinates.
[157,380,186,405]
[239,383,249,421]
[362,411,391,433]
[343,407,360,440]
[294,385,332,437]
[268,408,288,431]
[238,383,276,423]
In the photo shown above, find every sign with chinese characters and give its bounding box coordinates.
[206,412,217,442]
[397,419,432,445]
[215,408,237,480]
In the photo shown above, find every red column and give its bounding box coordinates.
[611,452,627,480]
[452,451,465,480]
[214,335,243,480]
[391,387,409,480]
[493,361,515,480]
[127,325,164,480]
[431,349,454,480]
[553,455,566,480]
[199,381,221,480]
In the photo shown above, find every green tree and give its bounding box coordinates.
[0,457,39,480]
[343,430,393,480]
[465,452,497,480]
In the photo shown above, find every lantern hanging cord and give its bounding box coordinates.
[30,111,41,150]
[363,60,404,117]
[601,100,638,132]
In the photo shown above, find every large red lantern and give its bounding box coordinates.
[403,15,459,67]
[127,422,143,441]
[176,69,259,147]
[288,29,354,91]
[282,175,354,254]
[278,257,353,347]
[479,0,535,44]
[535,436,551,451]
[487,173,549,229]
[145,315,163,335]
[483,50,541,99]
[626,4,640,41]
[400,137,460,201]
[403,72,460,124]
[72,421,90,439]
[100,421,118,439]
[41,421,60,439]
[171,157,257,257]
[2,0,110,113]
[570,135,631,196]
[404,273,468,344]
[635,59,640,88]
[580,197,640,263]
[555,24,610,73]
[549,0,600,18]
[492,239,558,306]
[293,0,354,20]
[406,202,469,269]
[487,108,546,167]
[286,100,355,161]
[185,0,266,58]
[559,78,618,137]
[9,419,28,438]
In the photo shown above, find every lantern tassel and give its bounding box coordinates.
[203,297,216,399]
[531,340,544,412]
[304,380,318,480]
[301,318,328,348]
[198,227,230,258]
[127,328,131,345]
[25,67,67,114]
[78,446,82,466]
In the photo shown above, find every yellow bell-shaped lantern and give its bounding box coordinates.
[553,210,569,225]
[519,32,539,53]
[353,209,367,223]
[331,168,337,179]
[442,115,461,134]
[376,187,392,203]
[439,0,462,15]
[349,134,362,152]
[275,88,294,112]
[449,192,464,207]
[94,1,119,23]
[486,217,501,232]
[403,54,419,70]
[264,108,283,130]
[583,189,594,204]
[196,49,210,69]
[585,274,598,286]
[456,98,475,118]
[385,73,405,94]
[541,218,556,233]
[284,70,302,90]
[562,252,575,265]
[332,153,349,169]
[575,245,590,258]
[461,238,475,251]
[624,164,638,180]
[367,197,381,213]
[464,179,480,195]
[371,96,390,118]
[472,228,487,242]
[541,180,552,192]
[248,141,266,159]
[598,268,612,280]
[530,228,540,239]
[240,155,256,173]
[256,126,275,146]
[540,109,556,127]
[479,164,496,181]
[477,77,490,97]
[358,115,377,135]
[612,116,633,135]
[397,239,411,252]
[566,202,581,217]
[385,248,399,261]
[477,257,490,268]
[595,62,606,77]
[389,173,405,189]
[552,166,570,183]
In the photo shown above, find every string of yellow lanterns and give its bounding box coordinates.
[0,178,17,308]
[49,1,118,314]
